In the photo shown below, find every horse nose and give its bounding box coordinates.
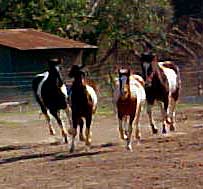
[121,86,128,96]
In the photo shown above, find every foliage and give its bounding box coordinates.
[0,0,173,46]
[0,0,202,66]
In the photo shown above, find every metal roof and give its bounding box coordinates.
[0,28,97,50]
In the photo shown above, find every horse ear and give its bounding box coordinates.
[81,70,86,77]
[114,65,119,74]
[48,58,61,66]
[140,53,144,62]
[152,54,158,64]
[127,68,131,76]
[79,64,85,70]
[59,58,64,64]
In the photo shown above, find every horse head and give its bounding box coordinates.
[69,65,85,80]
[47,58,64,88]
[118,68,131,98]
[140,53,157,87]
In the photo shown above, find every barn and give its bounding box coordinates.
[0,28,97,104]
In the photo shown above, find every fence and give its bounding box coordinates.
[0,72,36,111]
[0,65,202,111]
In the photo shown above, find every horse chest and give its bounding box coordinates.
[146,90,168,105]
[145,78,169,104]
[117,97,137,115]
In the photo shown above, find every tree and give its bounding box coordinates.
[0,0,175,64]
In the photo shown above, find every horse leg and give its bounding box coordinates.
[167,97,176,131]
[50,110,68,143]
[126,116,133,151]
[44,112,56,135]
[64,106,72,128]
[123,116,128,139]
[68,118,77,153]
[147,104,158,134]
[85,115,92,147]
[118,117,125,140]
[162,100,169,134]
[134,103,142,142]
[79,118,85,141]
[37,97,55,135]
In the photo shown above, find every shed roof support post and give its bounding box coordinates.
[197,58,203,96]
[72,50,83,65]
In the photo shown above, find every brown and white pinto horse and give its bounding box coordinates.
[32,59,71,143]
[114,68,146,151]
[68,65,97,153]
[140,53,181,134]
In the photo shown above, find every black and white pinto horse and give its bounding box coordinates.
[32,59,71,143]
[68,65,97,153]
[114,68,146,151]
[140,53,181,134]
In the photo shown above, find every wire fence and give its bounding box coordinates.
[0,66,202,111]
[0,72,35,111]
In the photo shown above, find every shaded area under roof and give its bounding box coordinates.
[0,28,97,50]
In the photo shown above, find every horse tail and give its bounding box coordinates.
[176,65,181,97]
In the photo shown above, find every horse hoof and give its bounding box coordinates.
[69,147,74,153]
[135,133,141,141]
[170,125,175,131]
[123,134,128,140]
[64,136,68,144]
[162,128,167,134]
[85,140,91,146]
[126,144,133,151]
[68,127,76,136]
[120,135,125,140]
[85,145,90,152]
[137,140,141,146]
[79,134,86,141]
[49,129,56,136]
[152,128,158,134]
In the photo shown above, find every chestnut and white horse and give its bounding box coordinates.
[68,65,97,153]
[140,53,181,134]
[114,68,146,151]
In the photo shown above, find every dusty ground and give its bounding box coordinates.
[0,105,203,189]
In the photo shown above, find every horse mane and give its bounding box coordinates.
[147,57,168,90]
[47,59,64,89]
[83,79,99,95]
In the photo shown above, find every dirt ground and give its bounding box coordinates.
[0,105,203,189]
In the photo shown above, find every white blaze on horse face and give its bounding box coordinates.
[143,62,151,81]
[120,75,128,95]
[158,62,177,95]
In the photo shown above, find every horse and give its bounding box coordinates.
[32,58,71,143]
[114,68,146,151]
[68,64,97,153]
[140,53,181,134]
